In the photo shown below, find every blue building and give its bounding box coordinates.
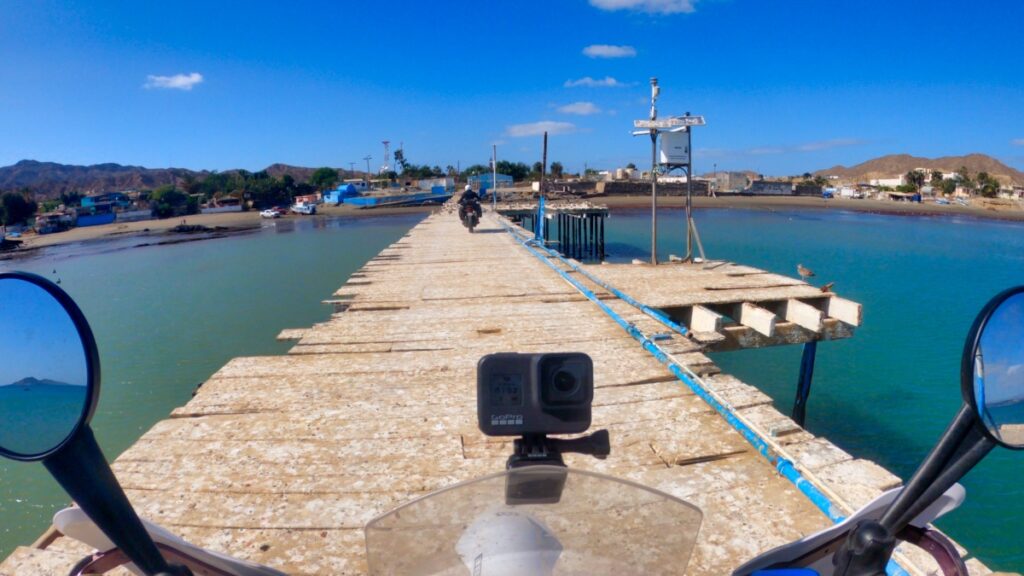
[323,183,361,204]
[81,192,131,209]
[467,173,513,194]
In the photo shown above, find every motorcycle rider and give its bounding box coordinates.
[458,184,482,221]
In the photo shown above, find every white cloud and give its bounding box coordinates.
[144,72,204,91]
[589,0,698,14]
[1012,138,1024,146]
[557,102,602,115]
[505,121,577,138]
[564,76,625,88]
[583,44,637,58]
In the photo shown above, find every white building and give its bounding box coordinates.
[869,176,905,187]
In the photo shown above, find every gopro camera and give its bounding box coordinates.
[477,352,593,436]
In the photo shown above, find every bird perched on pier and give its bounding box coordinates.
[797,264,815,281]
[820,281,835,293]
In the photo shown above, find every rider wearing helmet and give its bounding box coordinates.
[459,184,482,219]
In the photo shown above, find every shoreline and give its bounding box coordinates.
[0,204,435,260]
[5,194,1023,260]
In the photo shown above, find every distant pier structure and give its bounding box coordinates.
[496,200,609,261]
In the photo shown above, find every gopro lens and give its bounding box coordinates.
[553,370,578,394]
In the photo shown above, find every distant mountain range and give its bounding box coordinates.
[0,160,342,199]
[814,153,1024,186]
[0,376,77,388]
[3,154,1022,199]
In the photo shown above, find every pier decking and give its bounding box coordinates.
[1,211,992,575]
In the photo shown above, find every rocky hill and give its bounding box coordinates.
[0,160,337,199]
[815,153,1024,185]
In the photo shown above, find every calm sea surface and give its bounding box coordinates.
[0,206,1022,571]
[603,207,1024,572]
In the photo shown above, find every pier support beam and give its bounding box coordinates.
[792,340,818,427]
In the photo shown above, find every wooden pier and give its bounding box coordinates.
[1,211,993,575]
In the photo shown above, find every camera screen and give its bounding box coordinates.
[489,373,524,407]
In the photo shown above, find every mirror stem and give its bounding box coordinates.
[892,426,995,530]
[879,404,974,531]
[44,426,171,575]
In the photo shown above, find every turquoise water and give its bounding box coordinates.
[0,213,424,559]
[602,207,1024,572]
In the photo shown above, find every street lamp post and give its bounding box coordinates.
[649,78,660,264]
[492,144,498,211]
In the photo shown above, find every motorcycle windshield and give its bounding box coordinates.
[365,466,703,575]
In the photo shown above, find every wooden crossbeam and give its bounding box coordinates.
[826,296,862,326]
[688,305,724,332]
[731,302,776,337]
[784,299,824,332]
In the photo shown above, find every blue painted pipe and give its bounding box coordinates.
[498,217,911,576]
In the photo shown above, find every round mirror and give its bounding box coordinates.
[963,286,1024,449]
[0,272,99,460]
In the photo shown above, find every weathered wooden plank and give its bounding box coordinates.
[711,319,855,352]
[784,298,824,332]
[729,301,777,337]
[827,295,863,326]
[275,328,308,341]
[689,304,724,332]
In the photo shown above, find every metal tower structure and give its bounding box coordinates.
[381,141,391,174]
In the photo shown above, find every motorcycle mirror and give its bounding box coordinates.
[836,287,1024,575]
[0,272,99,460]
[0,272,181,575]
[962,286,1024,449]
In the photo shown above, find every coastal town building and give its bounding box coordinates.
[748,180,794,195]
[869,176,905,187]
[714,171,750,193]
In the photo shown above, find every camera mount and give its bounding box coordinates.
[506,430,611,470]
[504,430,611,505]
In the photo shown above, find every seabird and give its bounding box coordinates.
[820,281,835,293]
[797,264,815,280]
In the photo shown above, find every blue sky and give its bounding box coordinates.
[3,0,1023,176]
[0,280,87,387]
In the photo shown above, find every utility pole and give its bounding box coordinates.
[492,144,498,211]
[363,156,372,189]
[541,131,548,196]
[349,162,356,178]
[648,77,660,264]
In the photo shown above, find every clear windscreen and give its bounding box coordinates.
[365,466,703,575]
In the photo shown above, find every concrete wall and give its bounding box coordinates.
[200,205,243,215]
[595,180,710,196]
